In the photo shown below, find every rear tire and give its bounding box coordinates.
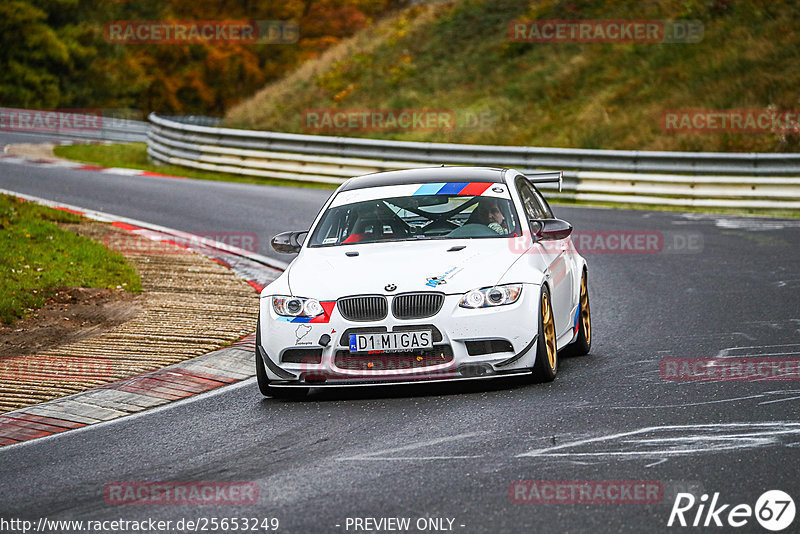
[255,314,308,399]
[562,269,591,357]
[531,285,558,383]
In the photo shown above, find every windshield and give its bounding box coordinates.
[308,190,520,247]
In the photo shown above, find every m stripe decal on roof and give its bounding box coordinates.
[412,183,445,195]
[458,182,492,195]
[412,182,493,196]
[436,182,470,195]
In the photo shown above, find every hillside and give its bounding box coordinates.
[225,0,800,153]
[0,0,403,115]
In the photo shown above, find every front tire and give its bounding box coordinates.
[531,285,558,383]
[255,314,308,399]
[255,314,273,396]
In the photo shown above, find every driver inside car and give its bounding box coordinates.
[473,198,508,234]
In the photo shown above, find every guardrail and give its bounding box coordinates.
[1,108,148,143]
[148,113,800,209]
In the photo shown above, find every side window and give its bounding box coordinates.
[530,184,554,219]
[516,179,545,220]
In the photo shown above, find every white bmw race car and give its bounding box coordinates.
[256,167,591,397]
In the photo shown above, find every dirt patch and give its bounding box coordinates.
[3,143,66,162]
[0,217,259,413]
[0,287,143,358]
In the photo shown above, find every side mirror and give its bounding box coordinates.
[271,231,307,254]
[529,218,572,241]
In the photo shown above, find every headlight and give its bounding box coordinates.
[273,296,324,317]
[459,284,522,309]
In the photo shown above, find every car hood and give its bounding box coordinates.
[287,239,520,299]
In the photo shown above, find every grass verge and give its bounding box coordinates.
[0,195,142,325]
[53,143,337,190]
[225,0,800,154]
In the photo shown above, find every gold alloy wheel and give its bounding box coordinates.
[580,274,591,345]
[541,290,557,370]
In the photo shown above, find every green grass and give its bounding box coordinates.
[225,0,800,154]
[53,143,337,190]
[0,195,142,325]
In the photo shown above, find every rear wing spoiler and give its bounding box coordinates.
[525,171,563,192]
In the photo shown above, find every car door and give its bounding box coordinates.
[517,179,573,338]
[532,183,576,337]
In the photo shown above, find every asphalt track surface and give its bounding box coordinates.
[1,132,800,533]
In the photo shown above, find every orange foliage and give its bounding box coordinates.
[102,0,403,115]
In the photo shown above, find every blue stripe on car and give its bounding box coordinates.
[436,182,469,195]
[413,183,445,195]
[276,316,313,323]
[573,306,580,333]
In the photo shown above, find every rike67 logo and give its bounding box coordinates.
[668,490,795,531]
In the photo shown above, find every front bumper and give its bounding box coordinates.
[257,287,541,385]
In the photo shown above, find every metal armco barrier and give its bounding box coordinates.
[148,113,800,209]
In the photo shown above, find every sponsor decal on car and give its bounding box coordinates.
[425,266,461,288]
[412,182,493,196]
[294,324,313,345]
[275,301,336,323]
[329,182,510,207]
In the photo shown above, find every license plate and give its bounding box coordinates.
[349,331,432,353]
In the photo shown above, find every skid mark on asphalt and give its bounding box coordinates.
[337,431,488,461]
[657,331,756,342]
[774,279,800,288]
[516,422,800,460]
[673,213,800,231]
[602,394,767,409]
[601,390,800,410]
[657,322,800,348]
[758,394,800,405]
[715,342,800,358]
